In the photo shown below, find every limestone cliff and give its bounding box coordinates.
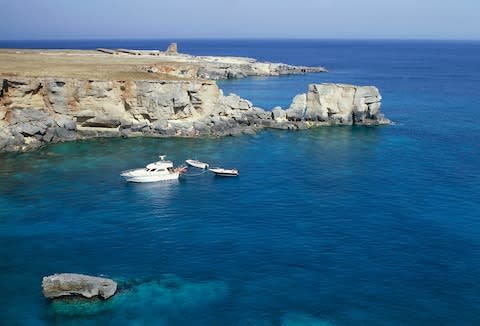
[284,83,384,124]
[0,77,389,152]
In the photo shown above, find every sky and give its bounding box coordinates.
[0,0,479,40]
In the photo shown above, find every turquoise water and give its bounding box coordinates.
[0,40,479,325]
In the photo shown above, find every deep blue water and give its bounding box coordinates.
[1,40,480,325]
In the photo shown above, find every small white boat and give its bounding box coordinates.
[185,159,209,169]
[121,155,187,183]
[209,167,239,177]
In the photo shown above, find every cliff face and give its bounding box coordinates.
[0,78,389,152]
[284,83,384,124]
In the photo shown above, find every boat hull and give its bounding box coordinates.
[208,168,239,177]
[123,172,180,183]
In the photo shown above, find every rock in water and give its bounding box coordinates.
[42,273,117,300]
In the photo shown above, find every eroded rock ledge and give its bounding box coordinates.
[0,77,389,152]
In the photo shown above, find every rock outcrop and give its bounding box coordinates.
[0,77,389,152]
[284,83,384,125]
[42,273,117,300]
[194,57,326,80]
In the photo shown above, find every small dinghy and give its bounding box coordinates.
[209,167,239,177]
[186,159,209,169]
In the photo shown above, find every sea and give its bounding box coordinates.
[0,39,479,325]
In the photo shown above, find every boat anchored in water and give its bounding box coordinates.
[209,167,239,177]
[185,159,209,169]
[121,155,187,183]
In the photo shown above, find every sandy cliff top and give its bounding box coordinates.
[0,49,195,80]
[0,47,326,81]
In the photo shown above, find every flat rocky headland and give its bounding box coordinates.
[0,44,389,152]
[0,44,326,81]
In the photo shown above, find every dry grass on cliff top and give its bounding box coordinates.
[0,49,195,81]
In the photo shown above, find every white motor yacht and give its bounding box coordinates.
[121,155,187,183]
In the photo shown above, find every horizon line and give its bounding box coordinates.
[1,37,479,43]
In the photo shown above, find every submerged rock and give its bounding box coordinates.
[48,274,229,320]
[281,312,335,326]
[42,273,117,300]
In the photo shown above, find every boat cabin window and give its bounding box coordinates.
[146,168,166,172]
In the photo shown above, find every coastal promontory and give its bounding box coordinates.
[0,46,389,152]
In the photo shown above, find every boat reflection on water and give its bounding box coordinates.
[126,177,180,209]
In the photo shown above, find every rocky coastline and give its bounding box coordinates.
[0,76,389,152]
